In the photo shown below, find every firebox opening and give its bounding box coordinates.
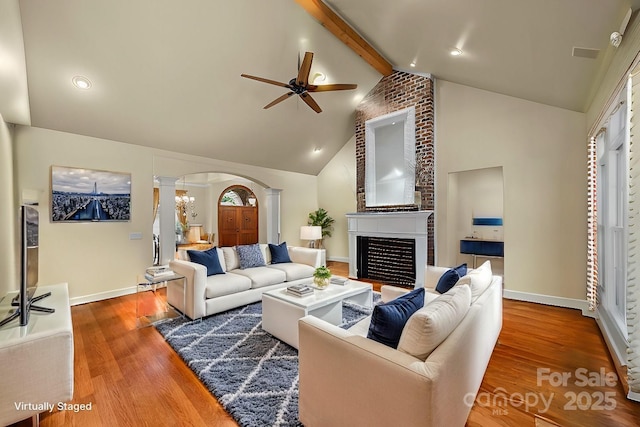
[357,236,416,287]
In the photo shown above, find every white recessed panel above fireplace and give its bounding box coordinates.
[364,107,416,207]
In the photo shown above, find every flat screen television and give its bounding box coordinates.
[0,205,53,328]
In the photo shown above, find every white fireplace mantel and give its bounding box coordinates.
[346,210,433,287]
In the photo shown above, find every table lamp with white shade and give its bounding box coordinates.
[300,225,322,248]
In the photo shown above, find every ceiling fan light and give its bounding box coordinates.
[312,72,326,84]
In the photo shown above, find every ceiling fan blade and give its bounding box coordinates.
[263,92,295,109]
[300,92,322,113]
[296,52,314,87]
[308,83,358,92]
[241,74,290,88]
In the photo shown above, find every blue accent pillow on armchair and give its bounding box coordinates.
[268,242,292,264]
[435,263,467,294]
[188,247,224,276]
[367,287,425,348]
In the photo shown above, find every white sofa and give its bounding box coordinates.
[298,263,503,427]
[169,244,323,319]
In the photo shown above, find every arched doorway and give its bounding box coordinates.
[218,185,259,246]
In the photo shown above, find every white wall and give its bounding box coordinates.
[0,115,17,298]
[436,80,587,301]
[15,125,318,302]
[317,136,357,261]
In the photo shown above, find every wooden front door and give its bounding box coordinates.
[218,206,258,246]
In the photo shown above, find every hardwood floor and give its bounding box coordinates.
[12,262,640,426]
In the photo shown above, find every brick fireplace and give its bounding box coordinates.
[346,211,433,287]
[355,70,435,264]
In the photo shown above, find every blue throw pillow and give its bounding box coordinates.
[236,243,266,269]
[188,247,224,276]
[454,263,467,278]
[269,242,291,264]
[367,287,425,348]
[435,269,459,294]
[435,263,467,294]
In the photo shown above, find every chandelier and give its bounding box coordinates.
[175,193,197,220]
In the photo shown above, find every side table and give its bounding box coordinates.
[136,273,186,327]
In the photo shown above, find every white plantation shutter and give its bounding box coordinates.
[587,135,599,311]
[627,74,640,395]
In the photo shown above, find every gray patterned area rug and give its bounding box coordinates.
[154,296,378,427]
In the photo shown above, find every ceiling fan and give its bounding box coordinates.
[241,52,357,113]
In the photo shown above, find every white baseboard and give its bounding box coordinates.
[327,256,349,263]
[70,286,136,306]
[502,289,589,312]
[595,308,628,368]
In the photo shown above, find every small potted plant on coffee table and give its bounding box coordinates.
[313,266,331,290]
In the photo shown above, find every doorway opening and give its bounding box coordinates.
[218,185,259,247]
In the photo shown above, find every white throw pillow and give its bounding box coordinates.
[456,260,492,300]
[397,284,472,360]
[222,246,240,271]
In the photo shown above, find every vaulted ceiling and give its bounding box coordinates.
[0,0,636,174]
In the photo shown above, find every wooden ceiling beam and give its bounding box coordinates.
[295,0,393,76]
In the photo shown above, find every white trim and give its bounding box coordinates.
[327,256,349,263]
[596,306,629,367]
[628,390,640,402]
[70,286,136,306]
[502,289,589,312]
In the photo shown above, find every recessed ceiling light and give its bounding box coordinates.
[72,76,92,89]
[313,147,322,153]
[409,61,416,67]
[450,48,463,57]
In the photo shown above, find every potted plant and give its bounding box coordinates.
[313,266,332,289]
[308,208,335,248]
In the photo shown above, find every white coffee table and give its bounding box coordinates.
[262,280,372,349]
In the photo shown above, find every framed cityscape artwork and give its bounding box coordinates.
[50,165,131,222]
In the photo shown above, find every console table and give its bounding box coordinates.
[0,283,74,426]
[460,239,504,268]
[176,242,214,252]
